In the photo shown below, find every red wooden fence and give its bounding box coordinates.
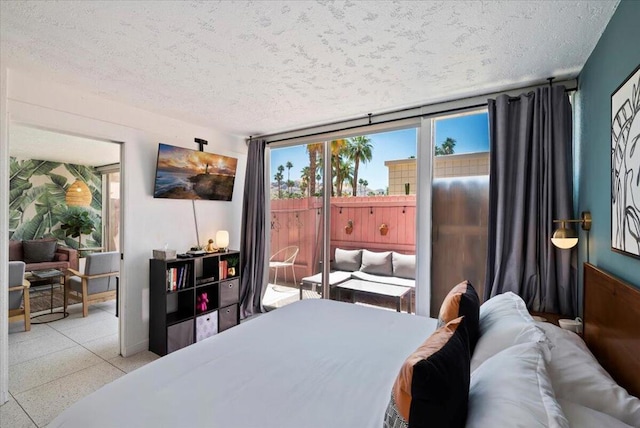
[270,195,417,282]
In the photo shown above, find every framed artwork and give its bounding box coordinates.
[611,64,640,259]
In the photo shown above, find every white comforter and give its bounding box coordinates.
[49,299,437,428]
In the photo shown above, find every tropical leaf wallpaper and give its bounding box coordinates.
[9,157,102,249]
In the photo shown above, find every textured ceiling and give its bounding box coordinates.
[0,1,619,137]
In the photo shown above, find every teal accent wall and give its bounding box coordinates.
[577,0,640,292]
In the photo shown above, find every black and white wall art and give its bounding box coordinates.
[611,64,640,259]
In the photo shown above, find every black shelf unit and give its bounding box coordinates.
[149,250,241,356]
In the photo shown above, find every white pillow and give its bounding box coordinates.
[471,292,544,371]
[467,342,569,428]
[471,322,547,372]
[537,322,640,426]
[558,399,634,428]
[479,291,534,334]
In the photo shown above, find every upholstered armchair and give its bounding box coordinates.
[65,251,119,317]
[8,261,31,331]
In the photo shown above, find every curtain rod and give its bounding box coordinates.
[250,78,577,145]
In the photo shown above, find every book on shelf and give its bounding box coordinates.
[219,260,228,280]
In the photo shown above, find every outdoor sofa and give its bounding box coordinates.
[300,248,415,310]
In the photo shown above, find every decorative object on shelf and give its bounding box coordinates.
[379,223,389,236]
[611,64,640,259]
[345,219,353,235]
[60,208,96,249]
[216,230,230,252]
[205,239,217,253]
[551,211,592,253]
[65,179,92,207]
[197,292,209,312]
[226,255,239,277]
[153,247,177,260]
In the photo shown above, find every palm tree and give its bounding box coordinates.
[347,136,373,196]
[435,137,456,156]
[358,178,364,196]
[285,161,293,182]
[330,139,349,197]
[336,157,354,196]
[275,165,284,198]
[300,166,311,197]
[362,180,368,195]
[306,143,323,198]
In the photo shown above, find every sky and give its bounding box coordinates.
[270,111,489,191]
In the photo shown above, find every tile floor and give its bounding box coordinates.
[1,300,159,428]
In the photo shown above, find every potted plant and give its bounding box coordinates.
[60,208,96,249]
[226,255,239,277]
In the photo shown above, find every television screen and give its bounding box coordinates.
[153,143,238,201]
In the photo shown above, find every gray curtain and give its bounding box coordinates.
[239,138,267,318]
[484,86,576,316]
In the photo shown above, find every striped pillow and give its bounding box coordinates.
[438,280,480,353]
[384,316,470,428]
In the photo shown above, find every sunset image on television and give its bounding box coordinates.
[153,143,238,201]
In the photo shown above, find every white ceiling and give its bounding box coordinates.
[9,124,120,167]
[1,0,619,139]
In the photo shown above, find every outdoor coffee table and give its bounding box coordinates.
[26,268,69,324]
[335,279,413,313]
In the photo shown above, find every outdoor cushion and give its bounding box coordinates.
[360,249,393,276]
[23,238,57,264]
[333,248,362,272]
[392,252,415,279]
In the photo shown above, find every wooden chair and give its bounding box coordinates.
[269,246,299,286]
[65,251,119,317]
[8,261,31,331]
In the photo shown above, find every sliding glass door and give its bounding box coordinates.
[265,127,418,314]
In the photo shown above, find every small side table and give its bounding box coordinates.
[27,269,70,324]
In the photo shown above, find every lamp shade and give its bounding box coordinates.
[551,226,578,249]
[216,230,230,250]
[65,179,92,207]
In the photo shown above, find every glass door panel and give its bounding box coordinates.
[328,129,417,313]
[431,111,490,316]
[265,143,325,309]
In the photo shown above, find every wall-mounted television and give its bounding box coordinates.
[153,143,238,201]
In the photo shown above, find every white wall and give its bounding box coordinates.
[1,69,247,401]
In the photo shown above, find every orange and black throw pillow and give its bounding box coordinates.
[383,316,470,428]
[438,280,480,353]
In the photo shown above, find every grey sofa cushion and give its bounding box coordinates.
[360,250,393,276]
[23,239,57,264]
[333,248,362,272]
[393,252,416,280]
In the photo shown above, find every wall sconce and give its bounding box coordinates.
[65,179,92,207]
[345,220,353,235]
[379,223,389,236]
[216,230,230,252]
[551,211,592,250]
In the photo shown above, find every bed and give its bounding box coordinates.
[49,263,639,428]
